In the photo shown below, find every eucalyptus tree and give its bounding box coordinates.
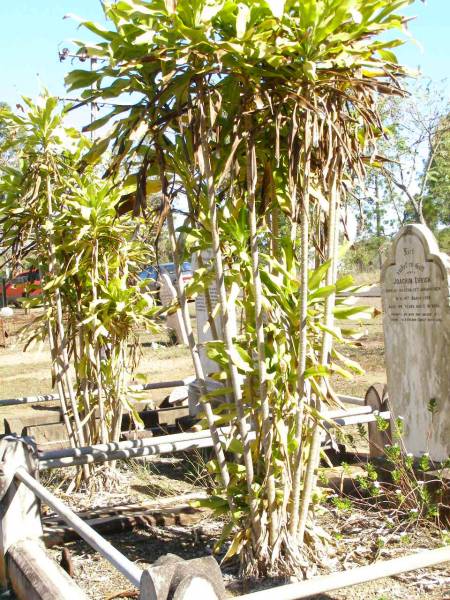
[68,0,415,575]
[0,97,159,473]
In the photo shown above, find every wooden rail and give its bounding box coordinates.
[6,539,88,600]
[0,437,224,599]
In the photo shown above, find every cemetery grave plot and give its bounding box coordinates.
[0,430,447,600]
[0,399,448,599]
[44,498,449,600]
[0,228,449,599]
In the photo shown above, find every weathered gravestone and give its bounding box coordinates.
[159,273,188,345]
[189,252,240,415]
[191,251,239,376]
[381,224,450,461]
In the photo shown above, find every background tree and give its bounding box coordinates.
[0,102,13,169]
[375,81,450,230]
[421,113,450,232]
[345,80,450,270]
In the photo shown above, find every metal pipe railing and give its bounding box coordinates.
[332,410,390,427]
[325,405,373,418]
[40,426,223,460]
[237,545,450,600]
[15,467,143,589]
[0,376,194,408]
[337,394,366,406]
[38,408,391,471]
[38,428,232,470]
[0,387,362,409]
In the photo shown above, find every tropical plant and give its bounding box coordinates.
[0,96,159,474]
[67,0,415,575]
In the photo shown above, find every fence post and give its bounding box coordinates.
[139,555,225,600]
[365,384,392,459]
[0,435,42,589]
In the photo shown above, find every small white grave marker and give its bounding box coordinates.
[159,273,188,345]
[192,251,239,377]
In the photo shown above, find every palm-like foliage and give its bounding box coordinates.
[67,0,414,575]
[0,96,159,468]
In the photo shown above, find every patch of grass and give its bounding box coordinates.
[129,457,196,498]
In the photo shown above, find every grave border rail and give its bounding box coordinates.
[0,436,448,600]
[37,407,391,471]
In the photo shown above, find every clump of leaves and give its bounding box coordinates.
[0,95,160,462]
[355,418,450,526]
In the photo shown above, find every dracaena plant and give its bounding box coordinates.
[0,96,160,481]
[68,0,415,575]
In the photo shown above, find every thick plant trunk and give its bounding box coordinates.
[46,175,89,480]
[165,208,231,493]
[47,324,76,448]
[297,172,339,543]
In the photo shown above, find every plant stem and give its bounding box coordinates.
[46,179,85,444]
[92,239,108,445]
[46,174,89,480]
[47,323,76,448]
[246,120,277,546]
[197,90,258,534]
[166,208,231,492]
[290,109,312,536]
[297,171,339,543]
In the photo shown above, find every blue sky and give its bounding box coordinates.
[0,0,449,129]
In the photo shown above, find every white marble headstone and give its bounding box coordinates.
[192,251,222,376]
[159,273,188,345]
[381,224,449,461]
[192,251,238,377]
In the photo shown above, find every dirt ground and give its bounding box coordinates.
[0,309,193,400]
[1,304,449,599]
[42,457,449,600]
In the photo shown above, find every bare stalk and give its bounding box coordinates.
[154,137,231,492]
[111,341,126,444]
[197,90,258,531]
[46,174,89,480]
[290,110,312,535]
[246,120,277,546]
[288,109,300,246]
[271,202,280,260]
[46,176,87,451]
[92,239,108,445]
[297,169,339,543]
[47,323,76,448]
[165,208,231,492]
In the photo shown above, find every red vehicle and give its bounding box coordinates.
[5,270,42,305]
